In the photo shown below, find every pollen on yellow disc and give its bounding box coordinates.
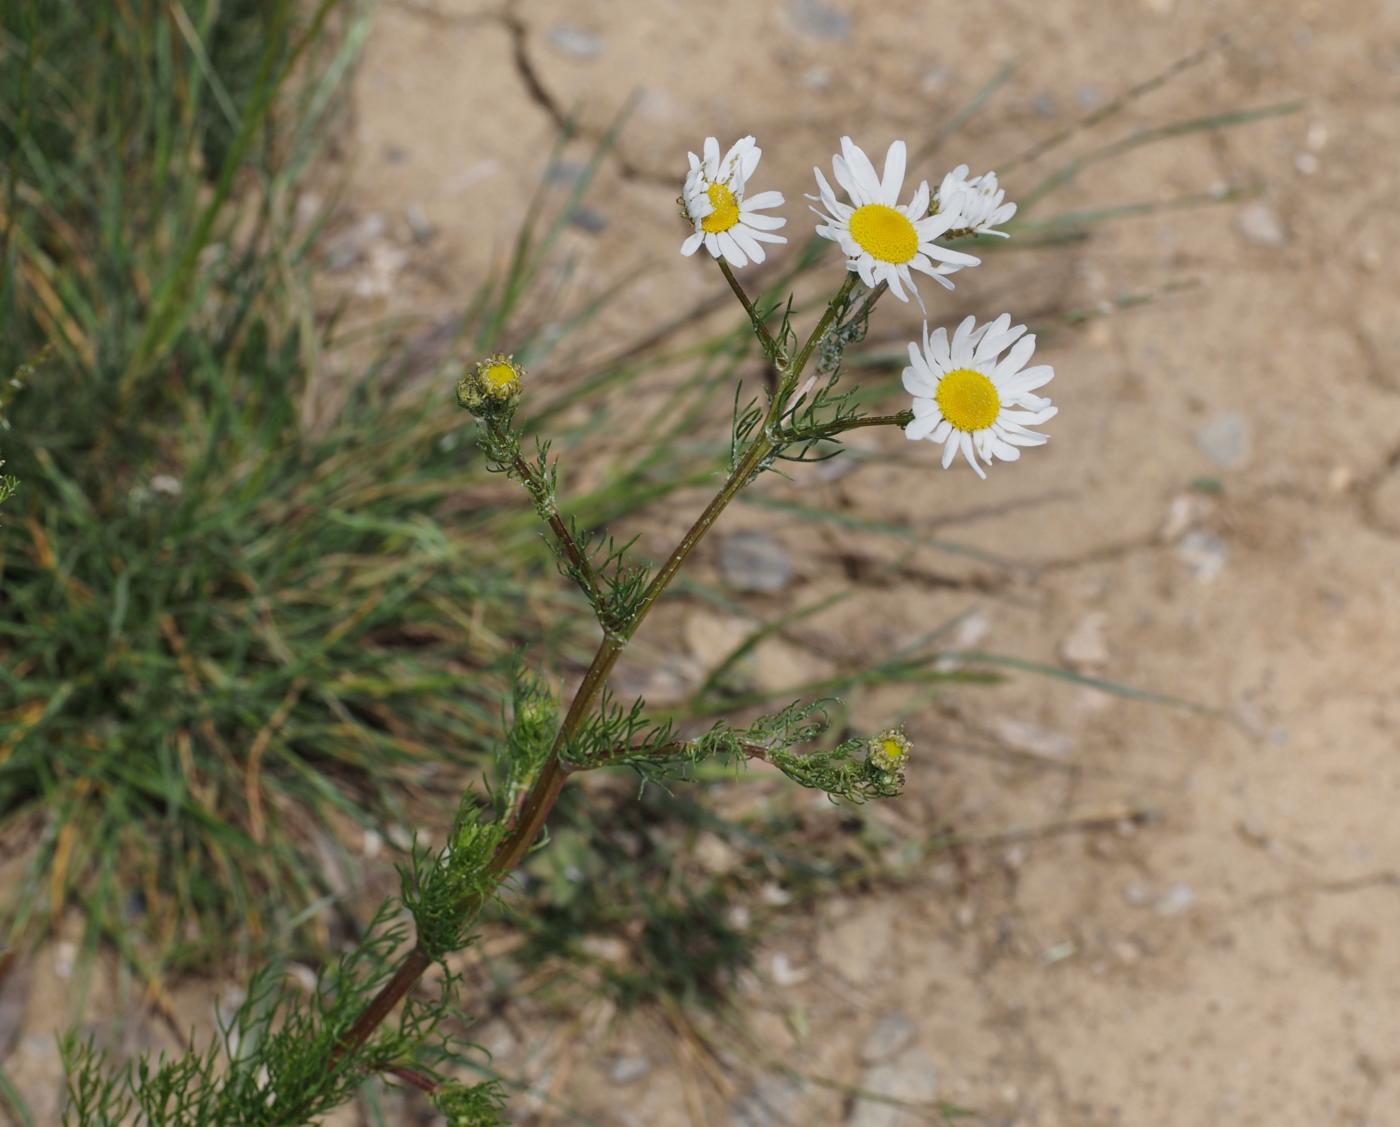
[482,363,518,391]
[848,203,919,264]
[935,368,1001,432]
[700,182,741,234]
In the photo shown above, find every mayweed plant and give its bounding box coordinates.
[62,134,1055,1125]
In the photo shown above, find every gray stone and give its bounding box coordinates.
[546,24,604,58]
[405,204,435,243]
[568,205,608,233]
[1196,411,1252,469]
[1059,611,1110,670]
[1175,529,1229,582]
[609,1055,651,1084]
[847,1048,939,1127]
[992,717,1073,759]
[816,902,894,986]
[1155,882,1196,916]
[1236,202,1288,247]
[861,1012,917,1064]
[733,1073,805,1126]
[789,0,851,40]
[324,212,386,272]
[545,159,589,187]
[719,532,793,593]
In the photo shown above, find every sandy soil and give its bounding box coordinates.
[321,2,1400,1123]
[7,1,1400,1125]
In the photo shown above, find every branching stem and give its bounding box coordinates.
[504,444,603,607]
[717,259,781,360]
[332,262,865,1075]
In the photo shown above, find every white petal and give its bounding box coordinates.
[742,190,784,212]
[680,232,704,257]
[745,227,788,245]
[923,243,980,269]
[885,264,909,303]
[1005,364,1054,392]
[739,141,762,182]
[740,210,786,230]
[842,137,882,198]
[907,179,930,219]
[905,413,939,440]
[995,334,1036,378]
[832,154,862,203]
[879,140,907,206]
[733,227,765,263]
[903,366,935,397]
[718,231,748,268]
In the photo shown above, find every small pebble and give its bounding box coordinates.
[860,1012,917,1064]
[1060,611,1110,670]
[1155,883,1196,916]
[847,1049,938,1127]
[788,0,851,40]
[1175,529,1229,582]
[569,205,608,234]
[405,204,435,243]
[1196,411,1252,469]
[610,1056,651,1085]
[719,532,793,593]
[546,24,604,58]
[993,717,1073,759]
[1236,202,1288,247]
[770,953,808,987]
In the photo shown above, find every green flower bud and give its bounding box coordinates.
[456,353,524,414]
[867,727,910,774]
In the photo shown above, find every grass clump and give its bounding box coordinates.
[0,0,595,966]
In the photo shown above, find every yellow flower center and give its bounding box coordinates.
[848,204,918,264]
[700,182,741,234]
[482,362,518,393]
[879,738,904,764]
[935,368,1001,432]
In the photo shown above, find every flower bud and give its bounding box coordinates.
[456,353,524,414]
[866,727,910,774]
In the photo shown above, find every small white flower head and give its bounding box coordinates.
[808,137,980,306]
[935,164,1017,238]
[903,314,1056,479]
[680,136,788,268]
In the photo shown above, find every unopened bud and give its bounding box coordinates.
[867,727,910,774]
[456,353,524,414]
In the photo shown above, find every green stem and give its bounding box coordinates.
[776,410,913,444]
[782,274,858,405]
[716,259,781,361]
[498,437,603,610]
[330,270,864,1072]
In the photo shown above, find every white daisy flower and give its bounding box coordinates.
[808,137,980,305]
[902,314,1057,478]
[935,164,1017,238]
[680,136,788,268]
